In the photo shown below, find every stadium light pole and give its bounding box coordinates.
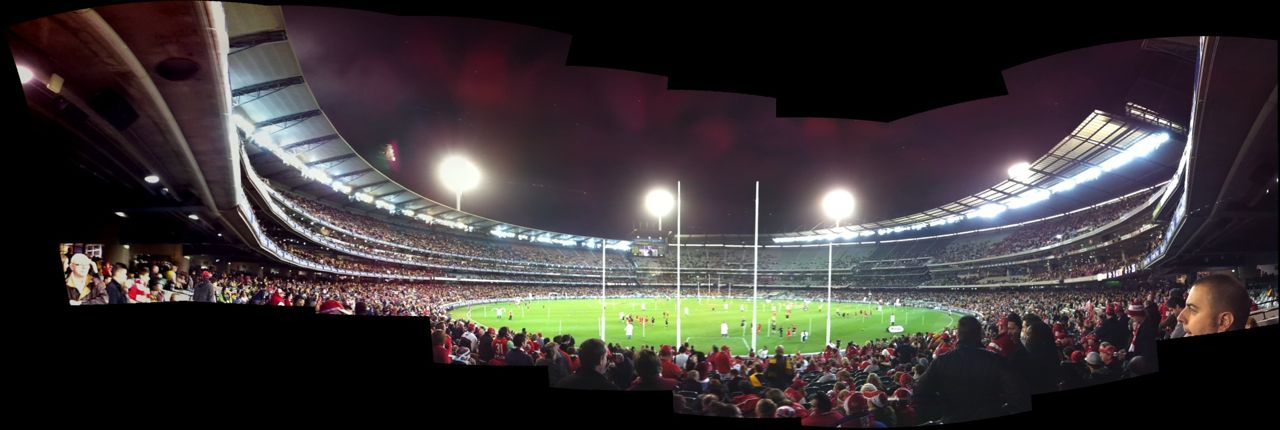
[439,155,481,212]
[601,240,607,341]
[645,187,677,344]
[675,182,682,347]
[751,181,759,353]
[822,189,855,347]
[646,189,674,231]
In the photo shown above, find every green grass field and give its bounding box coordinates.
[451,297,959,354]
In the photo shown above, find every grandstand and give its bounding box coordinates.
[18,3,1276,427]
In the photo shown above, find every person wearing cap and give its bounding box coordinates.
[915,316,1026,423]
[1126,300,1159,361]
[659,345,684,380]
[1097,343,1123,375]
[861,383,897,427]
[193,271,215,303]
[891,387,917,427]
[1082,351,1117,385]
[712,345,733,378]
[1177,274,1253,337]
[1093,303,1130,350]
[66,253,108,305]
[838,386,875,428]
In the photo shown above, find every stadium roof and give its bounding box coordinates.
[226,4,1179,248]
[225,4,628,249]
[772,110,1179,243]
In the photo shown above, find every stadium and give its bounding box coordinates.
[15,3,1277,427]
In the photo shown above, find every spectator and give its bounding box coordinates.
[536,343,567,386]
[628,349,679,391]
[862,384,897,427]
[506,333,534,366]
[711,402,743,418]
[1126,301,1159,361]
[892,388,917,427]
[1161,289,1187,338]
[659,345,684,380]
[755,399,778,419]
[610,348,636,390]
[556,339,617,390]
[431,330,451,364]
[802,391,844,427]
[193,271,215,303]
[1178,274,1252,336]
[915,316,1026,423]
[712,345,733,377]
[66,253,108,305]
[732,380,762,418]
[678,370,705,393]
[1020,319,1061,395]
[1082,351,1117,385]
[763,345,795,389]
[106,264,129,305]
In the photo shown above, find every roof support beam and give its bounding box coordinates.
[229,30,288,51]
[281,133,340,151]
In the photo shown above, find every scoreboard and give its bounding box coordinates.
[631,238,667,257]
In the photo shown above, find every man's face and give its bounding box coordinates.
[1006,321,1020,335]
[113,269,128,284]
[70,261,90,277]
[1177,286,1227,337]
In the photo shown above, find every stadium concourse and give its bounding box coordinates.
[20,2,1277,428]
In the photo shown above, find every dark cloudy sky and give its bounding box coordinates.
[283,7,1193,238]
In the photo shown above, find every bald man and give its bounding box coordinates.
[1176,274,1252,337]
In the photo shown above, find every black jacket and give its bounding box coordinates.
[1095,317,1129,348]
[106,280,128,305]
[193,280,215,303]
[557,368,619,391]
[506,349,535,366]
[1130,320,1160,360]
[915,344,1027,423]
[611,357,636,390]
[1018,345,1062,395]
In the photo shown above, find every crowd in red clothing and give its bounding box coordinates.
[273,190,633,269]
[428,279,1202,425]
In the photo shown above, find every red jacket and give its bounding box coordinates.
[733,394,761,418]
[433,345,452,364]
[661,359,684,379]
[696,360,713,377]
[713,351,733,374]
[801,411,844,427]
[990,333,1017,359]
[785,387,805,404]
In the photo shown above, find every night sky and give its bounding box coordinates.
[284,7,1193,238]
